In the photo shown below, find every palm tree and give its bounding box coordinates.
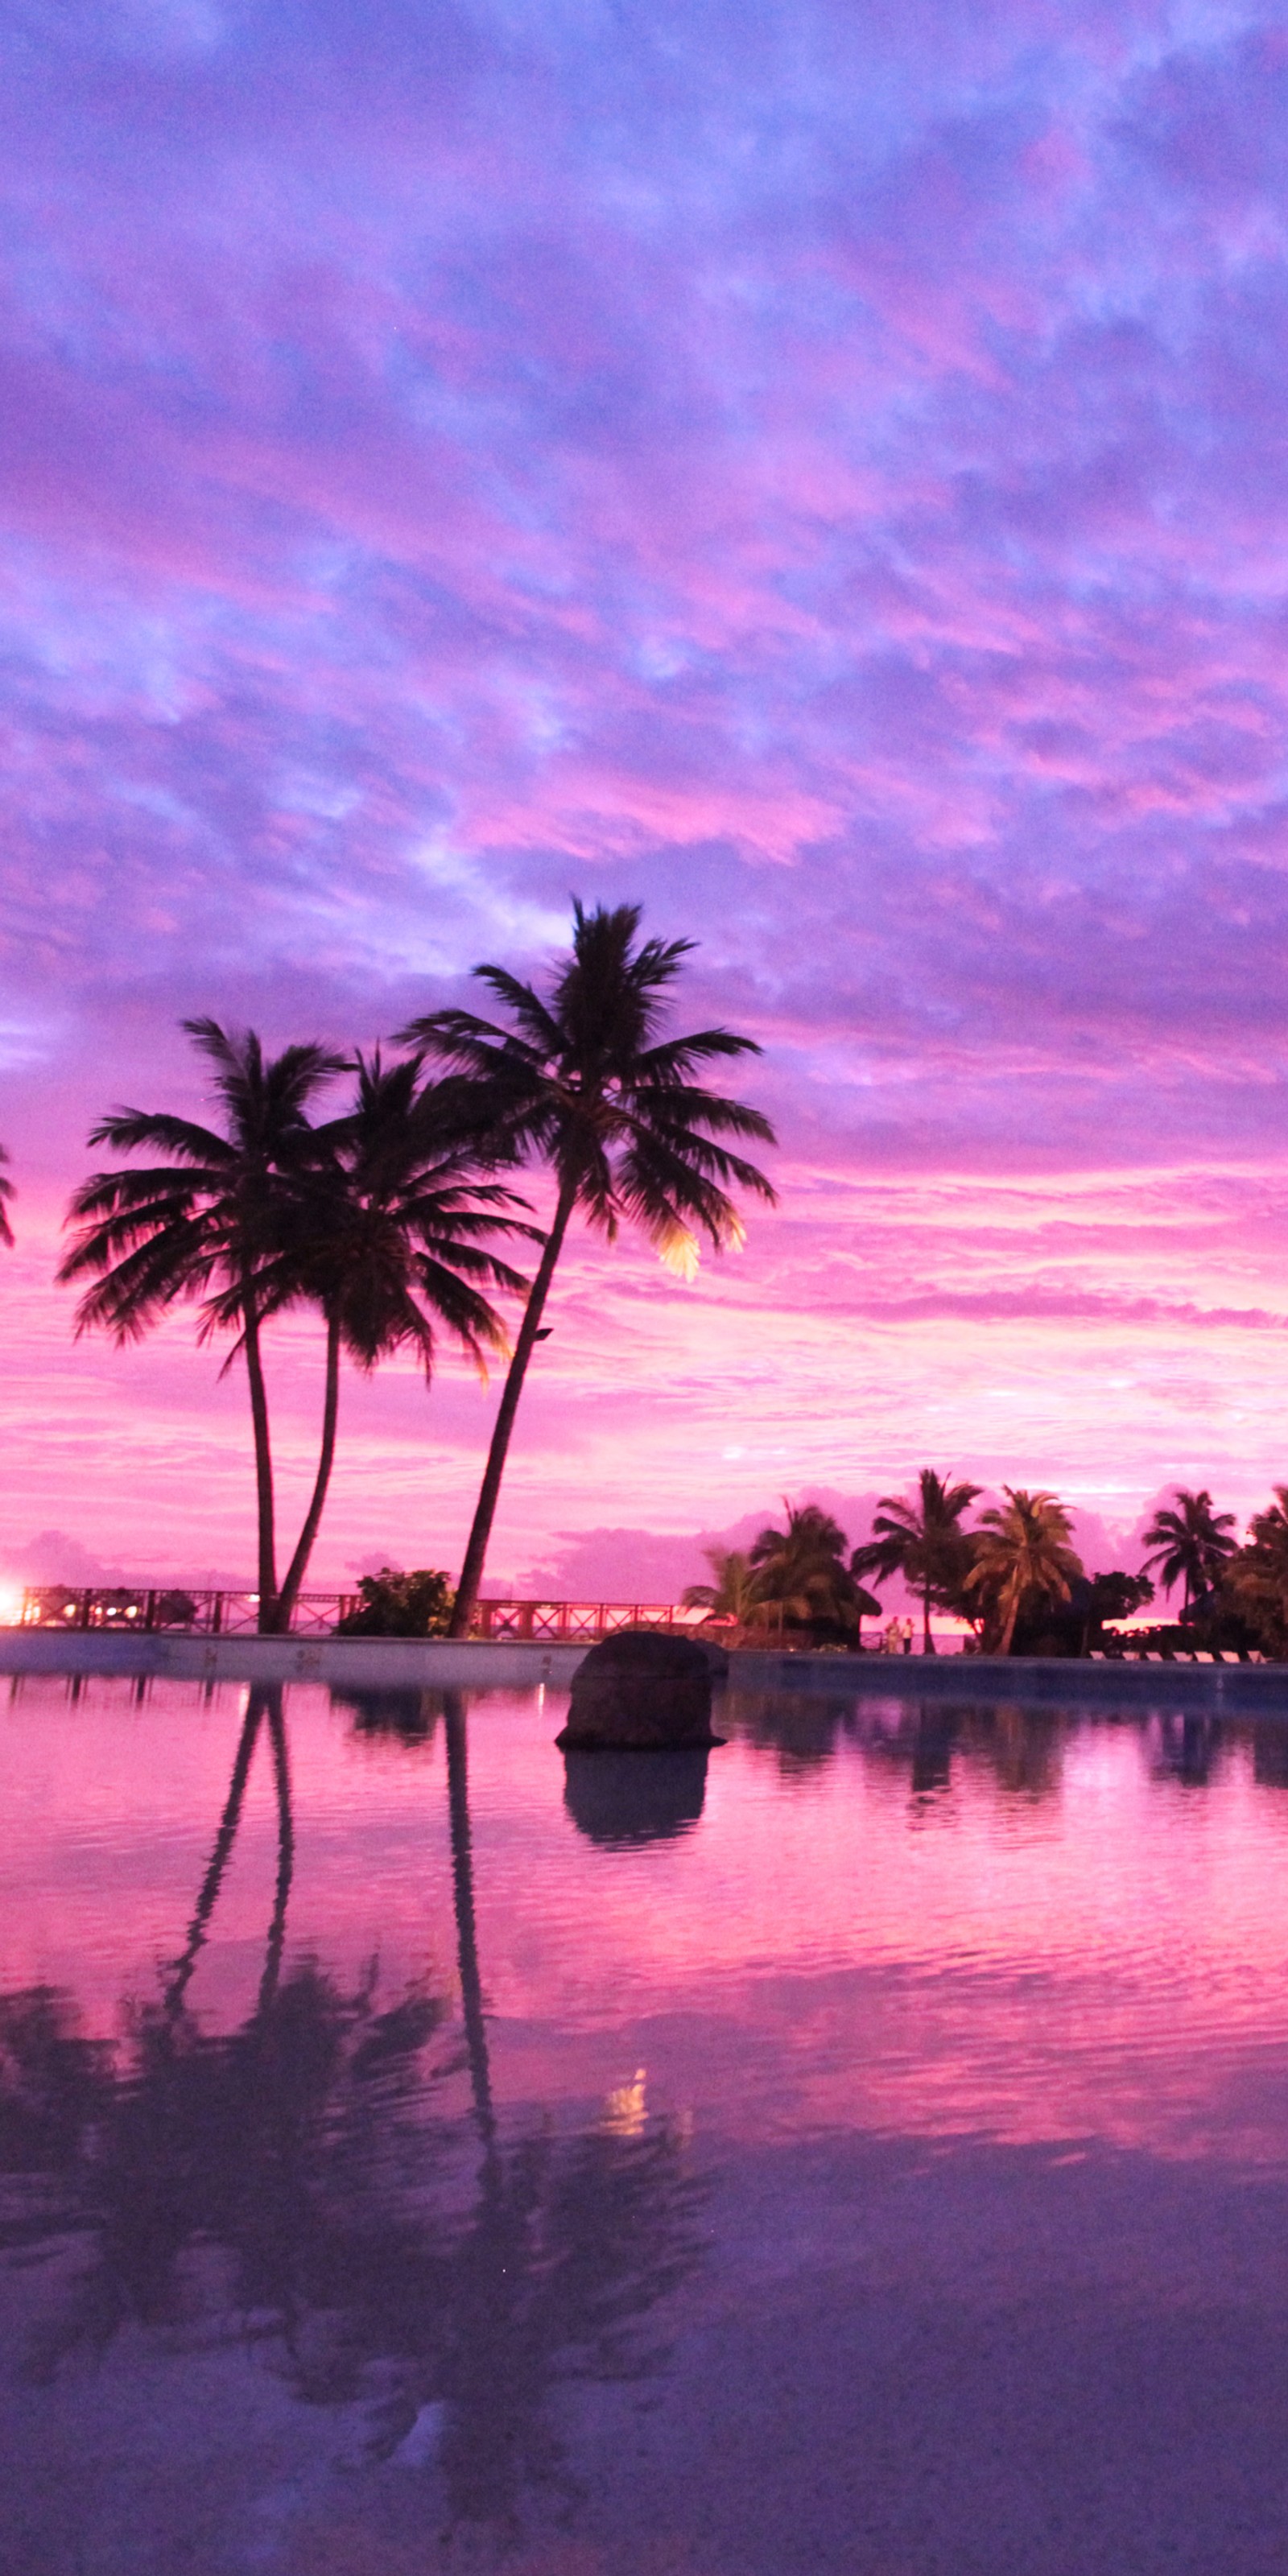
[1140,1487,1236,1616]
[402,900,776,1636]
[851,1468,983,1654]
[60,1021,343,1630]
[964,1487,1083,1655]
[681,1545,760,1626]
[745,1500,876,1640]
[1224,1486,1288,1655]
[231,1053,538,1632]
[0,1144,14,1247]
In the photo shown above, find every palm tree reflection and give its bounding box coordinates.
[0,1682,704,2535]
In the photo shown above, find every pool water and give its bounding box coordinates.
[5,1674,1288,2574]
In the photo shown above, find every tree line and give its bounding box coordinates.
[684,1479,1288,1657]
[0,902,777,1633]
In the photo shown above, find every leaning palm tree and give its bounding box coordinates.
[217,1052,538,1633]
[964,1487,1083,1656]
[1140,1487,1236,1615]
[0,1144,14,1247]
[402,901,776,1636]
[60,1020,345,1629]
[851,1468,983,1654]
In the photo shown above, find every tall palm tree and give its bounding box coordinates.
[851,1468,983,1654]
[60,1021,343,1630]
[223,1053,538,1633]
[964,1487,1083,1655]
[746,1500,875,1638]
[0,1144,14,1247]
[1140,1487,1236,1615]
[402,901,776,1636]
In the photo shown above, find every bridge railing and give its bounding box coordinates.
[14,1587,709,1641]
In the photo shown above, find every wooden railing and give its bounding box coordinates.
[14,1587,708,1640]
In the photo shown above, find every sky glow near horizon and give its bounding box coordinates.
[3,0,1288,1591]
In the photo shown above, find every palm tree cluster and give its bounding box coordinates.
[712,1478,1280,1658]
[685,1502,880,1641]
[717,1476,1086,1655]
[51,902,776,1633]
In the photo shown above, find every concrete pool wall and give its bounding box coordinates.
[2,1626,1286,1706]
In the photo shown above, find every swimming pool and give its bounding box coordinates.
[5,1673,1288,2574]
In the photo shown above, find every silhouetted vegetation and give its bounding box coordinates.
[335,1566,456,1636]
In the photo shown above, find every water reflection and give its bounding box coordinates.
[563,1745,711,1846]
[1150,1710,1225,1788]
[331,1682,442,1745]
[0,1682,705,2542]
[729,1689,859,1778]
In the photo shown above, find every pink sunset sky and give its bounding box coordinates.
[2,0,1288,1599]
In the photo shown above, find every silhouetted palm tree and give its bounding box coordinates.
[746,1500,875,1639]
[60,1021,343,1629]
[0,1145,14,1247]
[401,900,776,1635]
[681,1545,759,1625]
[851,1468,982,1653]
[1141,1487,1236,1616]
[232,1053,537,1630]
[964,1487,1083,1655]
[1225,1486,1288,1655]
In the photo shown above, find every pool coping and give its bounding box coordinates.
[1,1628,1286,1706]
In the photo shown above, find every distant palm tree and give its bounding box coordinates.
[402,901,776,1636]
[1224,1486,1288,1654]
[0,1144,14,1247]
[746,1500,877,1639]
[681,1546,759,1625]
[229,1053,538,1632]
[964,1487,1083,1656]
[1140,1488,1236,1615]
[60,1020,344,1629]
[851,1468,983,1654]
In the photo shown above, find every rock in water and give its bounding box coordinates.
[555,1629,722,1748]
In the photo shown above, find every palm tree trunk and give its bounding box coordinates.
[274,1313,341,1635]
[444,1690,494,2143]
[923,1571,935,1655]
[166,1689,266,2017]
[999,1587,1022,1656]
[258,1689,293,2017]
[447,1170,579,1638]
[242,1294,278,1634]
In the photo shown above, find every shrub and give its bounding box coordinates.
[336,1567,455,1637]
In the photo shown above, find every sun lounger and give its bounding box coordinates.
[1088,1650,1104,1660]
[1192,1652,1214,1664]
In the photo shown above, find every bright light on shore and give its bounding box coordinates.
[0,1581,26,1629]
